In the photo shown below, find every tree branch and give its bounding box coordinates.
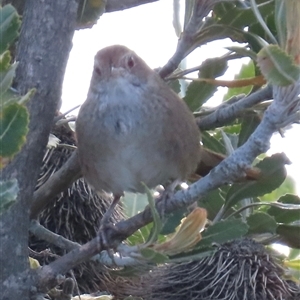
[31,80,300,293]
[159,0,225,78]
[197,85,273,130]
[30,151,81,219]
[29,220,81,252]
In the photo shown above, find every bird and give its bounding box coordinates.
[75,45,201,244]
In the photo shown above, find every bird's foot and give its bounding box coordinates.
[157,181,180,218]
[96,194,122,263]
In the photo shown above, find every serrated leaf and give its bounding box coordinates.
[238,113,261,146]
[0,103,29,157]
[0,62,18,97]
[277,224,300,248]
[194,219,248,250]
[246,212,277,234]
[140,248,168,264]
[267,194,300,224]
[223,60,255,101]
[0,178,18,214]
[257,45,300,86]
[0,50,11,71]
[225,153,289,210]
[184,58,228,111]
[0,5,21,54]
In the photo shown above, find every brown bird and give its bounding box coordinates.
[76,45,201,240]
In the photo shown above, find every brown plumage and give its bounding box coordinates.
[76,45,201,197]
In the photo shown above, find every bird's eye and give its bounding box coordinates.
[94,66,101,76]
[127,56,135,69]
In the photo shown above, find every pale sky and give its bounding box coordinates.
[62,0,300,194]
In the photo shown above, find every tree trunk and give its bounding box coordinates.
[0,0,78,299]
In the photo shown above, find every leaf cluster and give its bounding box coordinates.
[0,5,34,214]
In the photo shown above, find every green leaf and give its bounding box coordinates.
[0,103,29,157]
[246,212,277,234]
[166,78,181,95]
[0,50,11,71]
[257,45,300,86]
[0,88,36,108]
[194,24,263,54]
[184,57,228,111]
[0,5,21,54]
[225,153,289,210]
[261,176,296,203]
[198,189,225,220]
[223,60,255,101]
[140,248,169,264]
[201,131,226,155]
[215,1,275,31]
[127,223,152,246]
[289,248,300,260]
[194,219,248,250]
[142,183,162,245]
[267,194,300,224]
[0,178,18,214]
[238,113,261,147]
[277,224,300,249]
[275,0,286,48]
[123,192,148,218]
[0,62,18,97]
[160,207,187,235]
[226,46,257,61]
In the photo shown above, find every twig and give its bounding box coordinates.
[29,220,141,268]
[29,220,80,252]
[30,151,81,219]
[159,0,227,78]
[197,85,273,130]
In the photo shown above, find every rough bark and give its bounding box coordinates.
[0,0,78,299]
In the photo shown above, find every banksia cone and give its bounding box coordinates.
[29,121,123,294]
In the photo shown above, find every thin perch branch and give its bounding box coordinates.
[197,85,273,130]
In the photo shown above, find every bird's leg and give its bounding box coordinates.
[97,194,121,252]
[159,180,181,218]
